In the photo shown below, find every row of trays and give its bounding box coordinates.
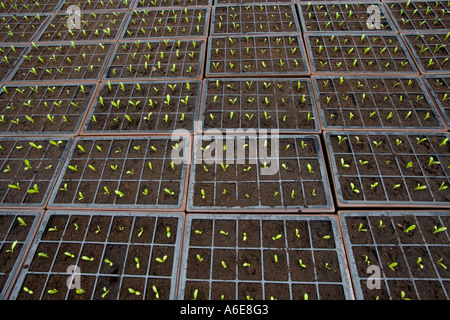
[0,132,448,211]
[1,210,449,300]
[0,77,449,136]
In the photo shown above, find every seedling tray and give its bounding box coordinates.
[384,1,450,32]
[121,8,210,39]
[324,131,450,208]
[82,80,201,134]
[9,211,184,300]
[423,76,450,129]
[340,211,450,300]
[0,0,60,14]
[57,0,134,11]
[47,136,191,212]
[305,33,418,75]
[36,11,128,42]
[0,210,42,299]
[0,83,96,136]
[403,31,450,74]
[178,214,354,300]
[187,134,334,213]
[215,0,294,4]
[0,13,50,44]
[134,0,212,8]
[199,78,320,133]
[313,75,446,131]
[0,137,72,209]
[104,39,205,80]
[298,2,397,33]
[210,4,300,35]
[206,34,309,77]
[0,45,27,83]
[8,42,114,83]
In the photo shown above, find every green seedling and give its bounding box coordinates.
[388,262,398,271]
[156,255,168,263]
[416,257,424,269]
[27,184,39,194]
[272,234,282,240]
[433,226,447,233]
